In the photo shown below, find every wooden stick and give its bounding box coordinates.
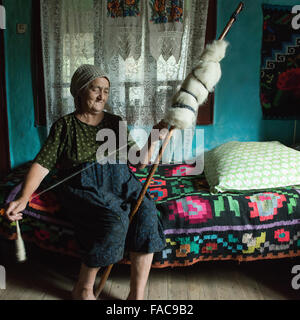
[218,2,244,40]
[94,126,176,299]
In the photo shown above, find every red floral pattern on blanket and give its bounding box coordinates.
[246,192,286,222]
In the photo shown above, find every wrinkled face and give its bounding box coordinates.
[79,77,110,114]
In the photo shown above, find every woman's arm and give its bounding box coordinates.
[5,162,49,222]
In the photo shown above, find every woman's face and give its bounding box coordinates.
[80,77,110,114]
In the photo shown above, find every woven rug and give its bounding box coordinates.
[260,4,300,120]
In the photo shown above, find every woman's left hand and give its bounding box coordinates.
[152,120,169,141]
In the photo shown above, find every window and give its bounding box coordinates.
[35,0,216,127]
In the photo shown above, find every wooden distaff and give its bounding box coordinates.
[95,2,245,300]
[219,2,244,41]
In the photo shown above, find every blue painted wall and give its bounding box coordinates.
[3,0,44,169]
[197,0,300,152]
[3,0,300,169]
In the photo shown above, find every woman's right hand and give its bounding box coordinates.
[3,162,49,222]
[5,197,29,222]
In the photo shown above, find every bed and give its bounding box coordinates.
[1,140,300,268]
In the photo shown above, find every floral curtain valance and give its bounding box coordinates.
[103,0,185,62]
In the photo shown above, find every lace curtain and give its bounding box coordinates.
[40,0,208,160]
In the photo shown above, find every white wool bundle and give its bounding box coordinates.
[164,40,229,129]
[15,221,27,262]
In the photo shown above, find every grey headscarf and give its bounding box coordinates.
[70,64,110,98]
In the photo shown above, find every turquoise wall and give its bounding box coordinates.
[197,0,300,152]
[3,0,44,169]
[3,0,300,169]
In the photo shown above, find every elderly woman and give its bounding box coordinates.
[5,64,167,300]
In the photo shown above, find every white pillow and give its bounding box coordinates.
[204,141,300,193]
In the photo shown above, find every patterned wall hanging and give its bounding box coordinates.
[107,0,141,18]
[260,4,300,120]
[105,0,185,62]
[149,0,184,23]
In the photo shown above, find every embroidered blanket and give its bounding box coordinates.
[1,162,300,267]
